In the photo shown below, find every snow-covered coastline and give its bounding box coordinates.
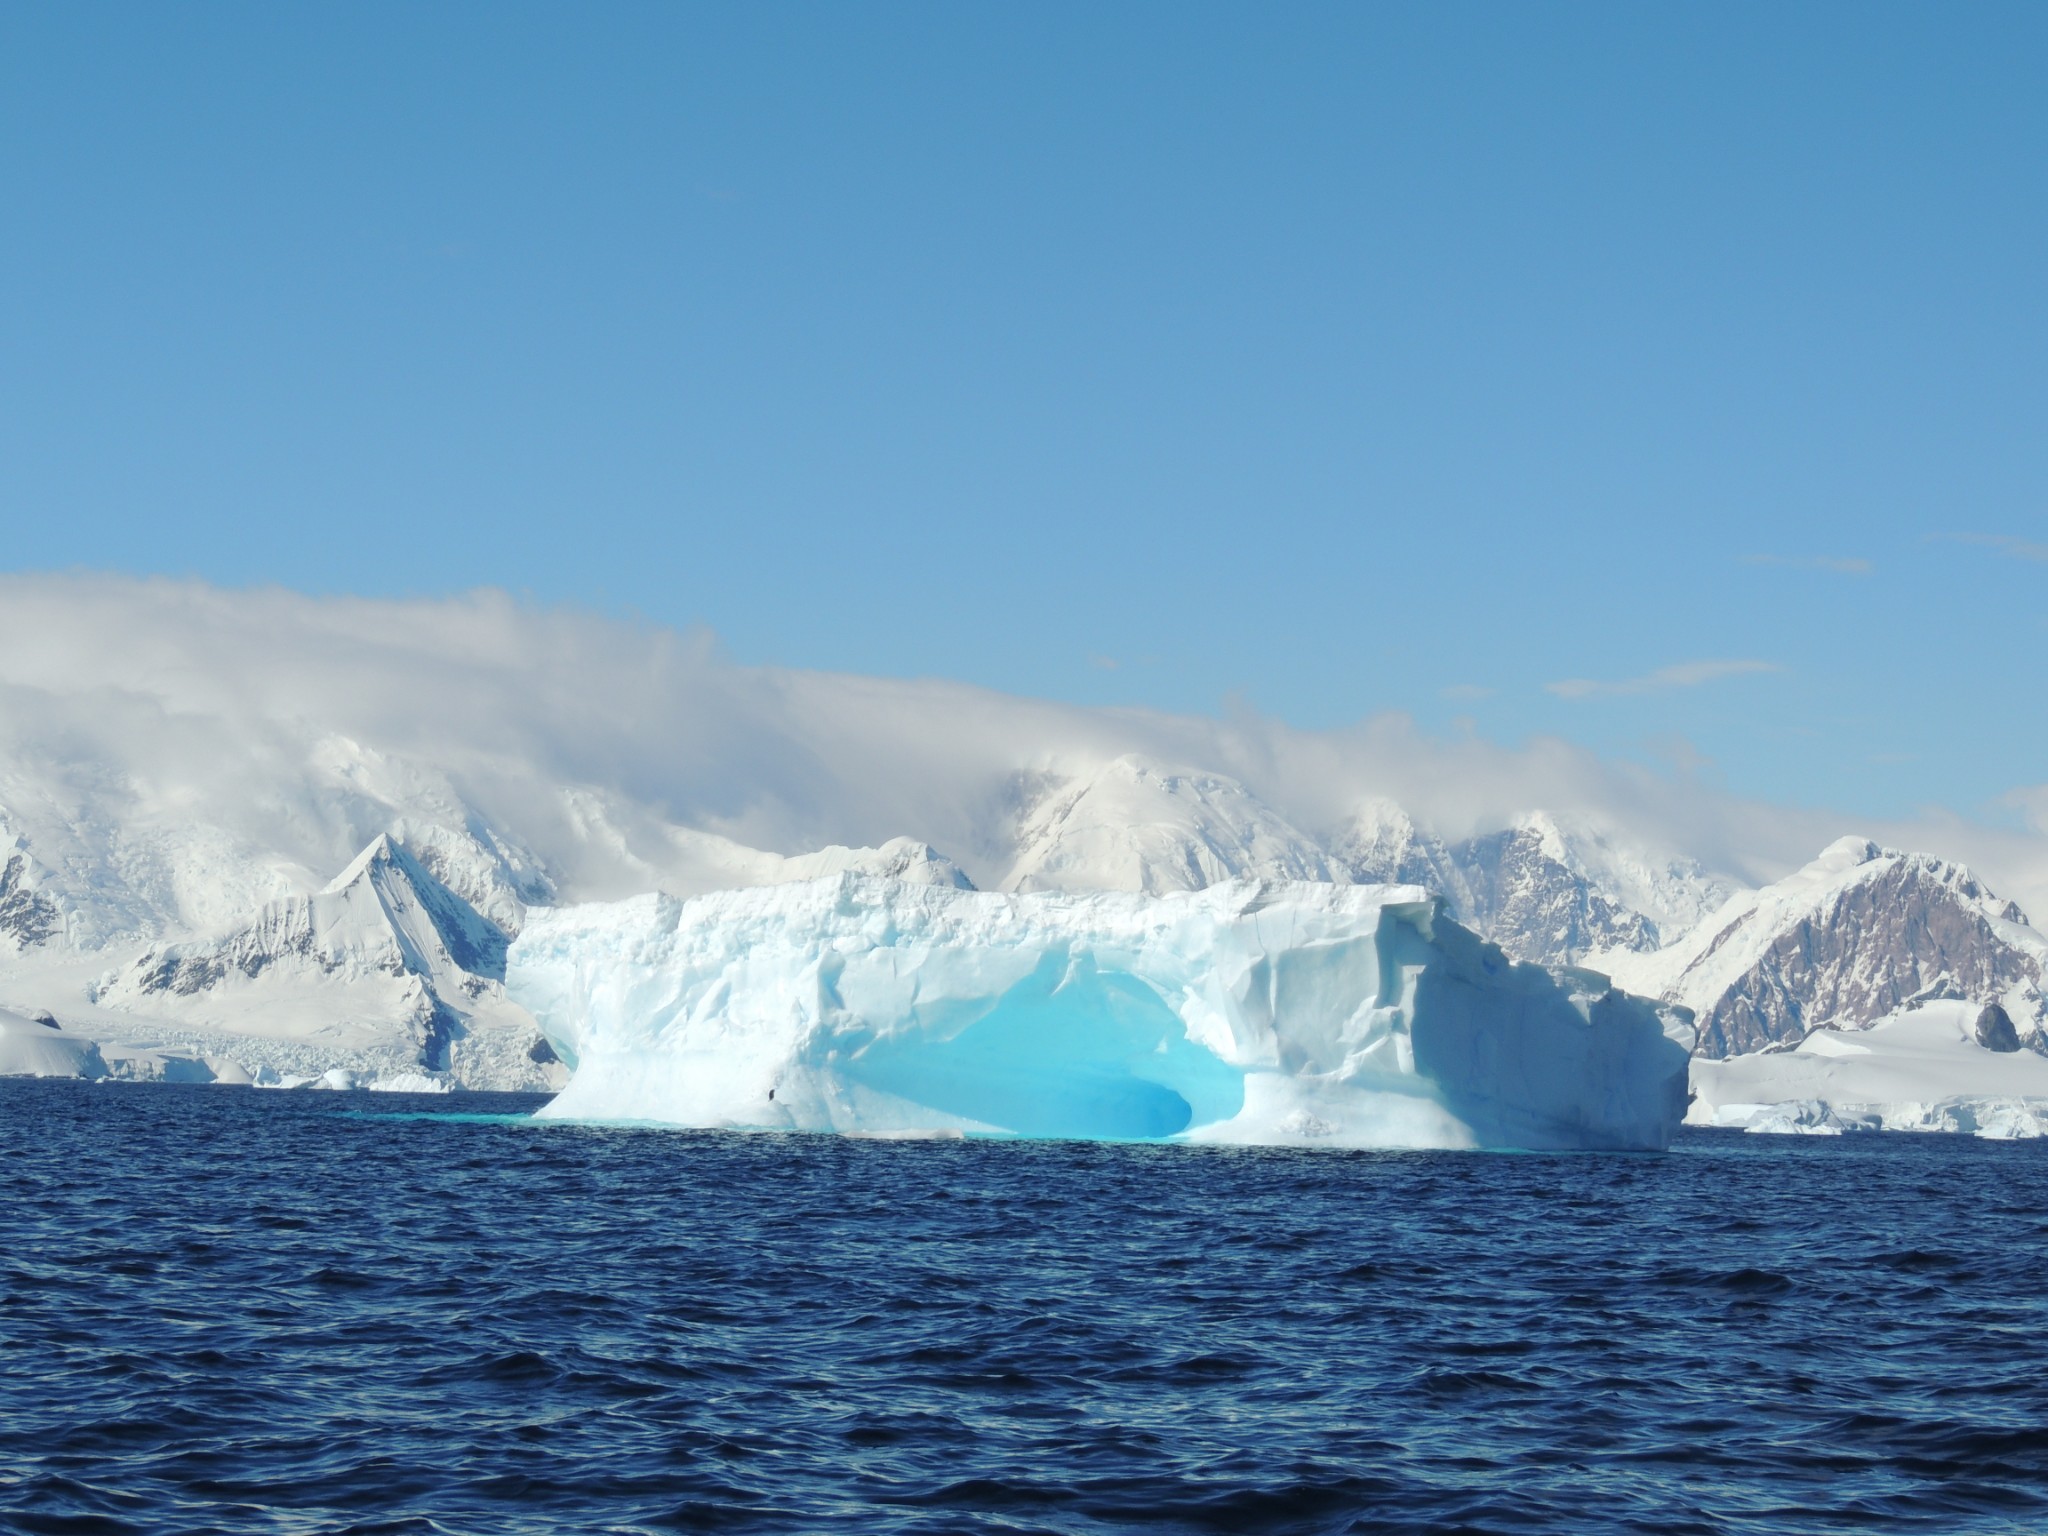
[1690,1000,2048,1138]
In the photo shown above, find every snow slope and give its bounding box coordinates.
[507,876,1695,1151]
[1001,756,1336,894]
[1603,837,2048,1058]
[1690,1001,2048,1138]
[85,833,549,1088]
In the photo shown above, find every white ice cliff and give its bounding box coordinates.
[507,876,1695,1150]
[0,1007,107,1079]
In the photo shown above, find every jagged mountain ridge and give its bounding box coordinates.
[87,834,540,1085]
[1602,838,2048,1059]
[1456,824,1659,960]
[0,842,61,951]
[1330,801,1728,968]
[987,762,1728,968]
[106,833,509,997]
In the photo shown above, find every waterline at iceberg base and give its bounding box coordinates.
[506,877,1696,1151]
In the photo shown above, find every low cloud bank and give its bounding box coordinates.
[2,573,2043,917]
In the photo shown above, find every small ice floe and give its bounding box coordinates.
[367,1071,454,1094]
[844,1127,967,1141]
[251,1067,321,1090]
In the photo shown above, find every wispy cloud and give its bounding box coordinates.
[1439,683,1493,702]
[1743,554,1872,575]
[1546,659,1783,701]
[1938,532,2048,564]
[5,574,2048,922]
[1645,733,1713,779]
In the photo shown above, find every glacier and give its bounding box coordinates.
[506,876,1695,1150]
[1689,1000,2048,1139]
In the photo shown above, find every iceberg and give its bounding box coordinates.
[0,1007,108,1079]
[507,876,1694,1150]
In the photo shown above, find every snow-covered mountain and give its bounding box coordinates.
[86,834,543,1087]
[1333,803,1728,968]
[1601,837,2048,1059]
[1000,756,1336,894]
[775,838,975,890]
[1689,999,2048,1138]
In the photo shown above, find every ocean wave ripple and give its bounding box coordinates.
[5,1081,2048,1534]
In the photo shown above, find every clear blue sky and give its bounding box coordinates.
[3,3,2043,823]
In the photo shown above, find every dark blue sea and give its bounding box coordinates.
[6,1082,2048,1534]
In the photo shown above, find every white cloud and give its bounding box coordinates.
[1941,532,2048,564]
[1742,554,1873,575]
[0,574,2042,919]
[1545,659,1783,701]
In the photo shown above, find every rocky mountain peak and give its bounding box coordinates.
[321,832,399,895]
[0,842,61,952]
[86,832,547,1087]
[1613,837,2048,1058]
[1455,823,1662,967]
[1336,805,1683,968]
[776,837,976,890]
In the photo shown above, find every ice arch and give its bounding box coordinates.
[837,949,1244,1140]
[507,875,1693,1151]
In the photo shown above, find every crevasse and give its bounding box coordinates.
[506,876,1695,1151]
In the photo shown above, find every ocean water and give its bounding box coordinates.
[5,1083,2048,1535]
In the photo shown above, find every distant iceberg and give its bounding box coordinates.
[0,1006,107,1079]
[506,876,1693,1151]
